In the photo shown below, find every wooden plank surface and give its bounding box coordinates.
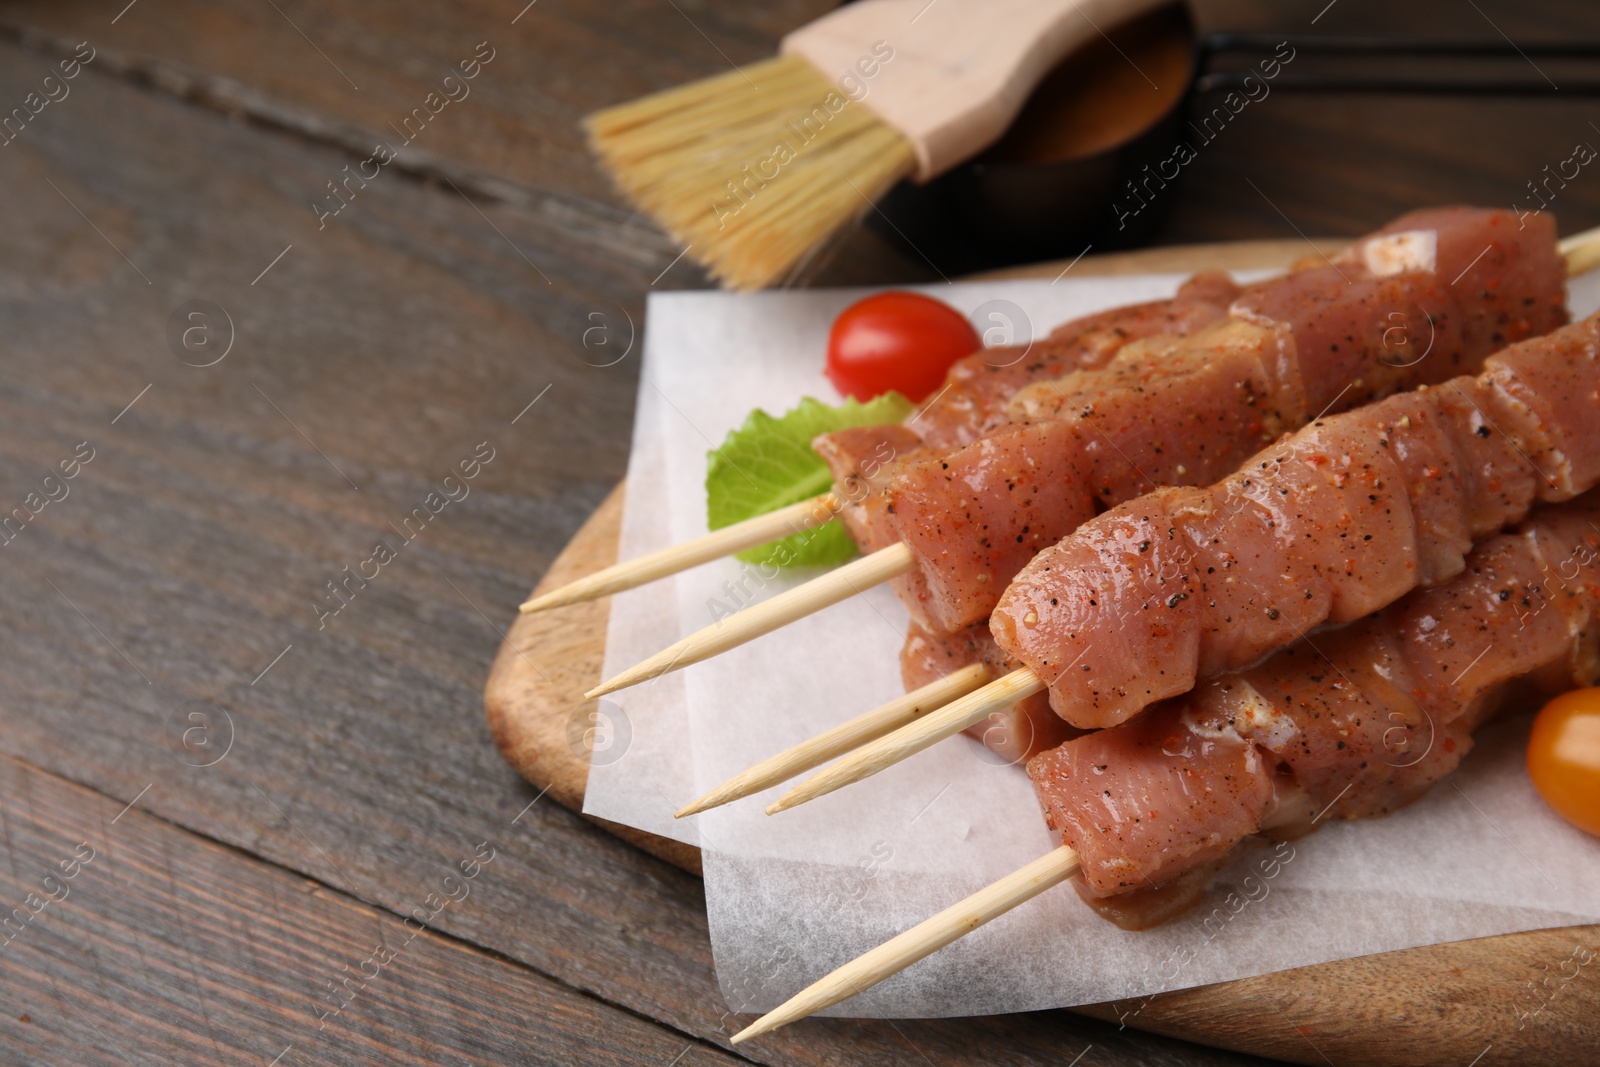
[0,0,1596,1063]
[0,753,746,1066]
[485,482,704,874]
[0,29,1267,1067]
[0,0,922,292]
[0,0,832,206]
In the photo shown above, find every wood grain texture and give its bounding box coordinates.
[0,0,830,209]
[1074,928,1600,1067]
[0,29,1265,1067]
[0,753,745,1067]
[487,245,1600,1065]
[0,0,923,293]
[486,483,703,874]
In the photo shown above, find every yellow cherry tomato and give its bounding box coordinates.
[1527,688,1600,838]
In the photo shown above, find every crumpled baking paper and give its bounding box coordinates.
[585,270,1600,1017]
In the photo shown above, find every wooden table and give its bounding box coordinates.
[0,2,1595,1064]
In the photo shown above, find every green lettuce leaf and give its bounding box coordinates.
[706,393,913,568]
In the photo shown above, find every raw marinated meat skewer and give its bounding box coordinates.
[993,305,1600,730]
[765,306,1600,810]
[732,490,1600,1041]
[593,208,1571,698]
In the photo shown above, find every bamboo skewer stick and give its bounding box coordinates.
[585,542,916,699]
[1560,224,1600,276]
[731,789,1316,1043]
[730,845,1082,1044]
[521,492,839,614]
[766,667,1044,814]
[674,663,992,818]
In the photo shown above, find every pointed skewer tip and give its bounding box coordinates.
[680,664,995,819]
[726,845,1083,1041]
[763,668,1044,815]
[515,492,840,615]
[519,588,577,613]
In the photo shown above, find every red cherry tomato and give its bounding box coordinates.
[1527,687,1600,837]
[825,291,982,403]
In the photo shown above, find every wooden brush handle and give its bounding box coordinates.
[781,0,1171,181]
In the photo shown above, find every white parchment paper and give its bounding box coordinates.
[586,270,1600,1017]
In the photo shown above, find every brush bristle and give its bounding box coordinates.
[586,55,917,289]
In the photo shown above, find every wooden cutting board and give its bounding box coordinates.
[484,239,1600,1067]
